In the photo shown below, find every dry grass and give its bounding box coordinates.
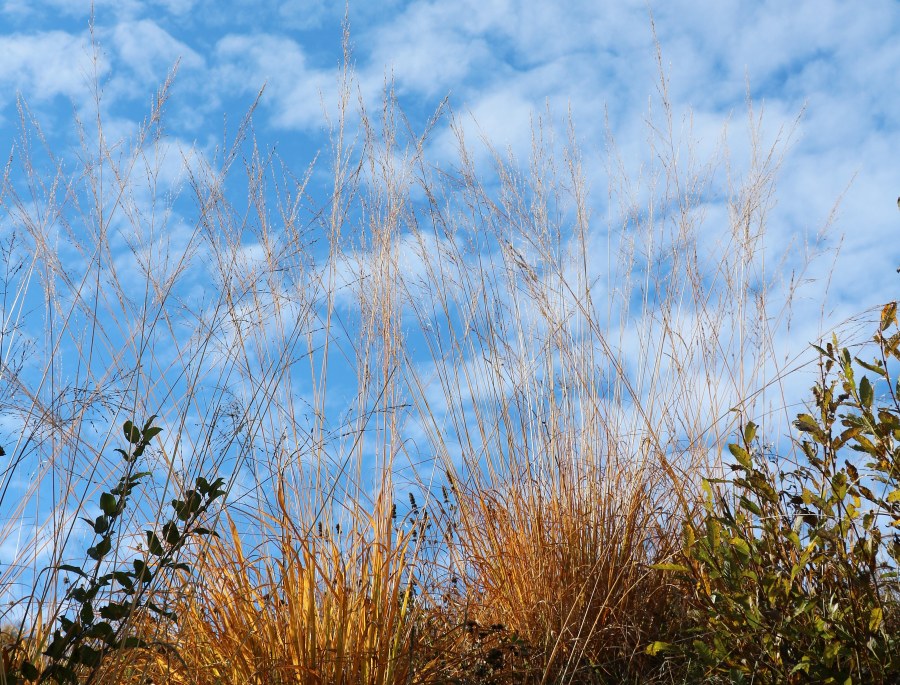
[0,26,831,685]
[389,58,808,681]
[141,482,429,685]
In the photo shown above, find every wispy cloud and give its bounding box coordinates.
[0,30,101,106]
[212,33,338,131]
[108,18,204,88]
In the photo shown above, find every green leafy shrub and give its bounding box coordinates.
[2,417,225,685]
[660,303,900,683]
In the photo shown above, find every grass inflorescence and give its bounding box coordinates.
[1,29,896,685]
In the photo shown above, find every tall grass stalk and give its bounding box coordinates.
[0,28,830,684]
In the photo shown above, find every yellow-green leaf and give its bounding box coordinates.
[684,523,696,549]
[881,302,897,331]
[739,496,762,516]
[650,563,689,573]
[645,641,671,656]
[743,421,757,444]
[730,537,751,558]
[794,414,821,435]
[887,489,900,503]
[856,357,887,377]
[869,606,884,632]
[832,472,848,500]
[728,443,752,470]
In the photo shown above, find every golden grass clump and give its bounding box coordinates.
[146,483,436,685]
[449,459,678,681]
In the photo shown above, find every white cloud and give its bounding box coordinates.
[150,0,197,15]
[360,2,497,98]
[213,33,338,131]
[0,31,102,106]
[109,19,204,88]
[2,0,144,20]
[277,0,329,30]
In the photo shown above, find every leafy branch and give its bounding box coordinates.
[7,417,225,685]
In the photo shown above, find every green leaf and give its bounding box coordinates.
[142,426,163,441]
[76,644,101,667]
[859,376,873,409]
[93,515,109,534]
[20,660,39,680]
[852,434,877,455]
[119,636,148,649]
[887,489,900,503]
[99,602,131,621]
[146,601,177,621]
[172,490,204,520]
[835,427,861,450]
[794,414,820,434]
[99,492,117,516]
[146,531,165,556]
[86,621,115,642]
[187,490,202,512]
[112,571,135,593]
[842,346,853,372]
[162,521,181,545]
[728,443,752,470]
[58,564,87,578]
[132,558,150,579]
[44,633,69,660]
[41,664,77,684]
[856,357,887,377]
[123,420,141,444]
[832,472,848,500]
[790,660,812,676]
[172,499,188,521]
[730,537,751,558]
[87,536,112,561]
[739,496,762,516]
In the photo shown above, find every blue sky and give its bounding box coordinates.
[1,0,896,312]
[1,0,899,613]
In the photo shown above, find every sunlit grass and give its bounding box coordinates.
[0,27,844,684]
